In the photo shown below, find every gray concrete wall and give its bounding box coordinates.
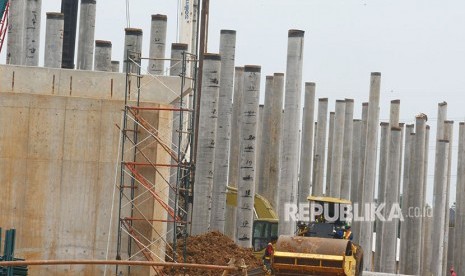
[0,65,176,275]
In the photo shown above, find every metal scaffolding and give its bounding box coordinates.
[115,50,197,275]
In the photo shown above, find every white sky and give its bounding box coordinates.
[2,0,465,206]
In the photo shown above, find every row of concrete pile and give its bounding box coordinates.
[6,1,465,275]
[6,0,193,74]
[191,28,465,276]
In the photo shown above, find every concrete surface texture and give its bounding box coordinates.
[325,111,335,196]
[44,12,64,69]
[329,100,345,198]
[350,119,361,203]
[76,0,96,70]
[298,83,315,204]
[94,40,112,72]
[278,30,304,236]
[0,64,181,104]
[123,28,143,74]
[399,124,414,272]
[375,122,390,271]
[148,14,168,75]
[340,98,354,200]
[235,65,261,247]
[266,73,284,209]
[111,60,120,72]
[211,30,236,233]
[224,66,244,240]
[0,92,172,275]
[191,53,221,235]
[257,76,274,197]
[6,0,26,65]
[454,122,465,276]
[24,0,42,66]
[312,98,328,197]
[359,73,381,272]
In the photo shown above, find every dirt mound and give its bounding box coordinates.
[165,231,263,276]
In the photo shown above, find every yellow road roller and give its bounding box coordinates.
[271,196,363,276]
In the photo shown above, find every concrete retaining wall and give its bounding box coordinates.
[0,64,175,275]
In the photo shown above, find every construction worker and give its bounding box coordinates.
[344,225,353,241]
[297,221,309,236]
[334,227,345,239]
[450,267,457,276]
[263,242,274,274]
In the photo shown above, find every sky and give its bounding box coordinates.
[2,0,465,205]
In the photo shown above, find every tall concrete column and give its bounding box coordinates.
[350,119,362,203]
[422,206,433,276]
[24,0,41,66]
[111,61,120,72]
[236,65,261,247]
[430,140,450,276]
[255,105,264,192]
[380,127,402,273]
[278,30,305,235]
[375,122,390,271]
[76,0,96,70]
[376,99,401,271]
[360,72,381,272]
[94,40,112,71]
[443,120,454,276]
[399,125,415,273]
[444,222,455,275]
[44,12,64,69]
[123,28,143,73]
[170,43,188,76]
[167,43,189,241]
[266,73,285,208]
[353,102,369,243]
[454,122,465,276]
[258,76,275,196]
[148,14,167,75]
[191,53,221,235]
[389,99,400,127]
[6,0,26,65]
[405,114,427,275]
[225,67,244,239]
[312,98,328,196]
[341,99,354,200]
[210,30,236,233]
[325,112,335,196]
[298,83,316,203]
[329,101,346,198]
[447,224,455,276]
[421,125,431,275]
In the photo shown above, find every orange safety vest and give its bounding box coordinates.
[344,230,352,240]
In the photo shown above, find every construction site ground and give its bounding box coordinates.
[166,231,263,275]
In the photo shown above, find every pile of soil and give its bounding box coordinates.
[165,231,263,276]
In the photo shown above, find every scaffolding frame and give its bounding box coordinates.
[115,50,198,276]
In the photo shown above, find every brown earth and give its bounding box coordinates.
[165,231,263,276]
